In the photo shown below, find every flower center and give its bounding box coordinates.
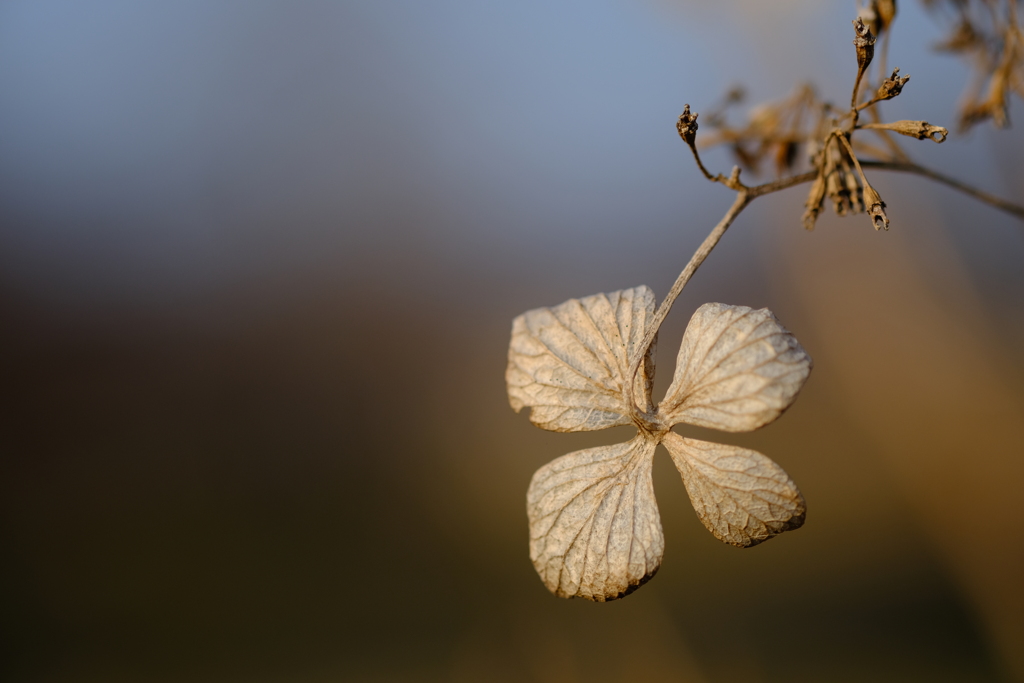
[630,408,669,441]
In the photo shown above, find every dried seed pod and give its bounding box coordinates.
[864,120,948,141]
[842,162,865,214]
[802,172,827,231]
[890,120,948,141]
[823,146,850,216]
[863,184,889,230]
[875,67,910,100]
[853,18,877,72]
[677,104,699,146]
[826,171,847,215]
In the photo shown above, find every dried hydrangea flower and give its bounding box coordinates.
[506,286,812,601]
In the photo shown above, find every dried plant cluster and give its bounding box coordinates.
[925,0,1023,129]
[508,291,811,600]
[505,1,1024,602]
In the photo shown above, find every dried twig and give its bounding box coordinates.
[861,159,1024,220]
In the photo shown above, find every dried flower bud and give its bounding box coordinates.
[882,120,948,142]
[863,184,889,231]
[824,142,864,216]
[842,160,865,214]
[853,18,876,72]
[875,67,910,100]
[822,146,850,216]
[826,167,848,216]
[802,173,827,231]
[677,104,699,146]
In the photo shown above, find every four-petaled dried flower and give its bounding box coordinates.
[506,287,812,601]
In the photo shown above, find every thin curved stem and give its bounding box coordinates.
[748,170,819,198]
[625,190,751,422]
[851,68,867,112]
[861,160,1024,220]
[625,169,851,422]
[835,131,872,189]
[685,140,718,182]
[861,102,913,162]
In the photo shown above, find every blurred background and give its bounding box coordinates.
[2,1,1023,681]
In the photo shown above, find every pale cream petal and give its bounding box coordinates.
[662,432,805,547]
[527,436,662,601]
[506,286,657,432]
[660,303,812,433]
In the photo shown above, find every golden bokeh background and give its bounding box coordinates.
[2,1,1023,681]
